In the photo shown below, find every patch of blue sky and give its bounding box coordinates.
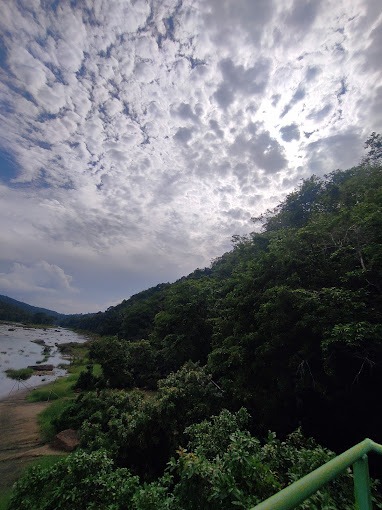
[0,36,7,69]
[49,0,60,13]
[0,150,19,183]
[0,149,54,189]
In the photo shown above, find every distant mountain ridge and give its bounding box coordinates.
[0,294,64,317]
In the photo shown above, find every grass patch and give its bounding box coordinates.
[5,367,34,380]
[57,342,90,362]
[27,373,79,402]
[27,341,100,450]
[37,399,74,441]
[0,490,12,510]
[27,358,101,403]
[29,454,66,470]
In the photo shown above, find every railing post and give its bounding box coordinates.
[353,454,372,510]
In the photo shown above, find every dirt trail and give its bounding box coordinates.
[0,389,62,492]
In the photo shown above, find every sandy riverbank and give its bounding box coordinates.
[0,389,62,494]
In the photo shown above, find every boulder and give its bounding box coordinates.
[53,429,80,452]
[28,364,54,371]
[31,339,46,345]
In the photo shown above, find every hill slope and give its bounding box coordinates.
[67,164,382,454]
[0,294,63,317]
[0,294,64,324]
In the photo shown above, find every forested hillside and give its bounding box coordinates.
[9,141,382,508]
[0,295,60,324]
[61,161,382,447]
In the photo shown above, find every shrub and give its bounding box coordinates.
[8,449,139,510]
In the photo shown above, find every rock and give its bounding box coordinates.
[53,429,80,452]
[8,328,15,331]
[28,364,54,371]
[31,339,46,345]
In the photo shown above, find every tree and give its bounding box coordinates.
[363,132,382,166]
[89,337,133,388]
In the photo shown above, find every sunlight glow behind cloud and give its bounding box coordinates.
[0,0,381,313]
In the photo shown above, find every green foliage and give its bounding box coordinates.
[8,449,139,510]
[363,132,382,166]
[89,336,134,388]
[90,338,159,389]
[151,280,214,372]
[168,416,357,510]
[154,361,222,436]
[31,312,55,325]
[38,399,74,441]
[184,407,250,460]
[73,364,100,391]
[11,409,371,510]
[59,283,171,336]
[0,489,12,510]
[54,362,222,477]
[5,367,34,380]
[169,432,279,509]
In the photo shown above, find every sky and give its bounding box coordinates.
[0,0,381,314]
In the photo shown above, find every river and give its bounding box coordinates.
[0,323,88,400]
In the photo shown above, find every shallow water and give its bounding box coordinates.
[0,323,88,400]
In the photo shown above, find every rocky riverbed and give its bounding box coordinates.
[0,323,88,400]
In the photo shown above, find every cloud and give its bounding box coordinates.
[362,20,382,72]
[307,130,363,174]
[307,104,333,122]
[285,0,322,31]
[174,127,195,144]
[204,0,274,46]
[229,127,287,174]
[0,0,381,313]
[280,124,300,142]
[305,66,321,81]
[213,58,271,108]
[281,85,306,118]
[0,261,77,294]
[172,102,199,123]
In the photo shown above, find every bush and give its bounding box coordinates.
[8,449,139,510]
[73,364,100,391]
[10,409,381,510]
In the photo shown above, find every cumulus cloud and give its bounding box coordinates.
[213,58,271,108]
[0,261,77,294]
[307,104,333,122]
[307,130,364,173]
[285,0,322,31]
[280,124,300,142]
[174,127,195,144]
[0,0,381,312]
[362,19,382,72]
[281,85,306,118]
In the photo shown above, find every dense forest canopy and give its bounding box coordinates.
[8,138,382,508]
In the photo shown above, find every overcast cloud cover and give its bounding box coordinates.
[0,0,381,313]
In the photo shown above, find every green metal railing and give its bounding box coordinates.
[252,438,382,510]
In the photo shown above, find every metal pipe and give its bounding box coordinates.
[252,438,382,510]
